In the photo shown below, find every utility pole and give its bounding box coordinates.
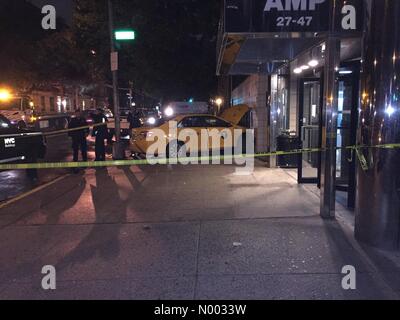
[108,0,124,159]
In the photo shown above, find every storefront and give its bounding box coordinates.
[220,0,364,210]
[218,0,400,251]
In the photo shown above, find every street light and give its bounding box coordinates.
[0,89,12,102]
[216,97,223,108]
[215,97,224,115]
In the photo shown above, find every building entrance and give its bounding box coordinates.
[298,78,323,184]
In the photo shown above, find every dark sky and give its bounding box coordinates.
[28,0,73,24]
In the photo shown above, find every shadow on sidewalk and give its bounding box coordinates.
[322,219,399,299]
[55,168,127,269]
[43,177,87,225]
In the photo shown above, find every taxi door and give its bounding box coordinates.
[202,116,234,152]
[177,116,203,154]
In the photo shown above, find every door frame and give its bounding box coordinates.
[336,61,360,209]
[297,77,324,184]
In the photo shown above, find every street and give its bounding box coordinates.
[0,135,70,203]
[0,134,116,203]
[0,163,399,299]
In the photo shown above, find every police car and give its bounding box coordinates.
[0,114,46,165]
[0,109,32,129]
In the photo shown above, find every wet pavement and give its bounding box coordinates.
[0,134,116,203]
[0,135,70,202]
[0,163,399,300]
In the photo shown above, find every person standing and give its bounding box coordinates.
[92,109,108,161]
[68,109,89,170]
[127,110,141,129]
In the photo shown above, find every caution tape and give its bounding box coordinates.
[43,122,107,137]
[0,122,110,140]
[0,144,399,171]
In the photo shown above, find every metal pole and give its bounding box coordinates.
[355,0,400,250]
[108,0,124,159]
[320,0,341,219]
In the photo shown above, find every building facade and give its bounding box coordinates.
[29,85,101,114]
[217,0,400,250]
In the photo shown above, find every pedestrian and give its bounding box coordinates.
[68,109,89,172]
[128,110,142,129]
[92,109,108,162]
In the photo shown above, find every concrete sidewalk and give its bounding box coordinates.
[0,163,399,300]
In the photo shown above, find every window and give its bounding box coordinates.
[49,97,55,112]
[238,111,252,128]
[203,116,232,128]
[40,96,46,110]
[178,116,207,128]
[0,115,11,128]
[178,116,232,128]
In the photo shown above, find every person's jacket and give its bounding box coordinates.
[68,116,89,141]
[128,113,141,128]
[92,114,108,138]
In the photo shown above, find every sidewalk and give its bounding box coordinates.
[0,162,399,300]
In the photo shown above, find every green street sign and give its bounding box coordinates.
[115,30,135,41]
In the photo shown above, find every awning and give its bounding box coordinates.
[216,0,364,76]
[218,34,325,75]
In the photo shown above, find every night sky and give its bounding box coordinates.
[28,0,73,24]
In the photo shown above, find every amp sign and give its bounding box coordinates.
[224,0,363,33]
[264,0,327,11]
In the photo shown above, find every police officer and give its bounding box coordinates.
[127,110,141,129]
[92,109,108,161]
[68,109,89,170]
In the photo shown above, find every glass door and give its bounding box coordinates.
[335,63,359,208]
[298,78,323,184]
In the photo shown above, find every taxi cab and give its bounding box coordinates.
[0,114,46,165]
[130,105,252,158]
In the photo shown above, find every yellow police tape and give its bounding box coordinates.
[43,122,107,137]
[0,143,399,171]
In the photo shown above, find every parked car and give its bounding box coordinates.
[0,114,46,167]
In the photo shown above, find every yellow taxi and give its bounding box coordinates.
[130,105,251,158]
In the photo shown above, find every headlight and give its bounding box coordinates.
[147,117,156,125]
[164,107,174,117]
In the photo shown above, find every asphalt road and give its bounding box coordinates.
[0,134,115,203]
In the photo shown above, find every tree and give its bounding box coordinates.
[73,0,220,101]
[0,0,221,101]
[0,0,93,89]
